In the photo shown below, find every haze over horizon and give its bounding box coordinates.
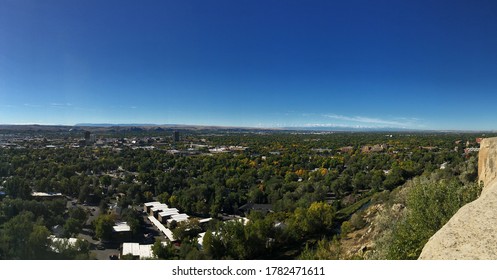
[1,1,497,130]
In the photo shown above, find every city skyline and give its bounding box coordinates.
[1,1,497,130]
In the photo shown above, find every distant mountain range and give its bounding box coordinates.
[0,123,279,133]
[75,123,412,131]
[282,126,417,132]
[74,123,277,131]
[0,123,493,133]
[74,123,167,127]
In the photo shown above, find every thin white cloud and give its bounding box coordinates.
[395,117,422,122]
[301,113,316,117]
[301,123,385,129]
[109,105,137,109]
[50,103,72,107]
[23,103,42,108]
[322,114,419,128]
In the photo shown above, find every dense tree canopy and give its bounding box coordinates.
[0,129,489,259]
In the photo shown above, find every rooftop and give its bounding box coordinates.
[150,204,169,212]
[158,209,179,217]
[144,201,162,207]
[147,216,175,241]
[32,192,63,197]
[113,222,131,232]
[168,213,189,223]
[122,243,153,259]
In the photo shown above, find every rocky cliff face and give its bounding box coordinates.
[478,137,497,193]
[419,137,497,259]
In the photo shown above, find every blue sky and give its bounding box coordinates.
[1,0,497,130]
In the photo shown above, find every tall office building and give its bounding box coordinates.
[173,131,180,142]
[84,131,91,145]
[84,131,95,146]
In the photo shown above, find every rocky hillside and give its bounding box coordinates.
[419,137,497,259]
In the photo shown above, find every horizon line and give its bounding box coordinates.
[0,123,495,133]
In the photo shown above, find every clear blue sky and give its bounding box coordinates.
[1,0,497,130]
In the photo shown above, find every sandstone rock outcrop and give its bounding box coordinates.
[478,137,497,193]
[419,137,497,259]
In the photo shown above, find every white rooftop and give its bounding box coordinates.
[151,204,169,211]
[159,212,179,218]
[197,232,206,249]
[113,222,131,232]
[32,192,63,197]
[50,236,78,246]
[144,201,162,207]
[49,236,79,253]
[227,217,249,225]
[171,213,189,219]
[199,218,213,223]
[168,214,189,223]
[158,209,179,217]
[122,243,153,259]
[147,216,176,241]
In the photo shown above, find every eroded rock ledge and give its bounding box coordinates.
[419,137,497,260]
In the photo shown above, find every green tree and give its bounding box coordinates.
[4,177,31,199]
[157,192,170,204]
[94,214,115,240]
[172,219,202,241]
[50,238,92,260]
[383,167,405,190]
[178,239,206,259]
[340,221,353,238]
[202,230,223,259]
[121,208,141,237]
[0,211,51,259]
[64,218,82,237]
[386,178,482,259]
[100,175,112,187]
[152,239,176,260]
[28,225,52,259]
[299,236,342,260]
[304,201,335,235]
